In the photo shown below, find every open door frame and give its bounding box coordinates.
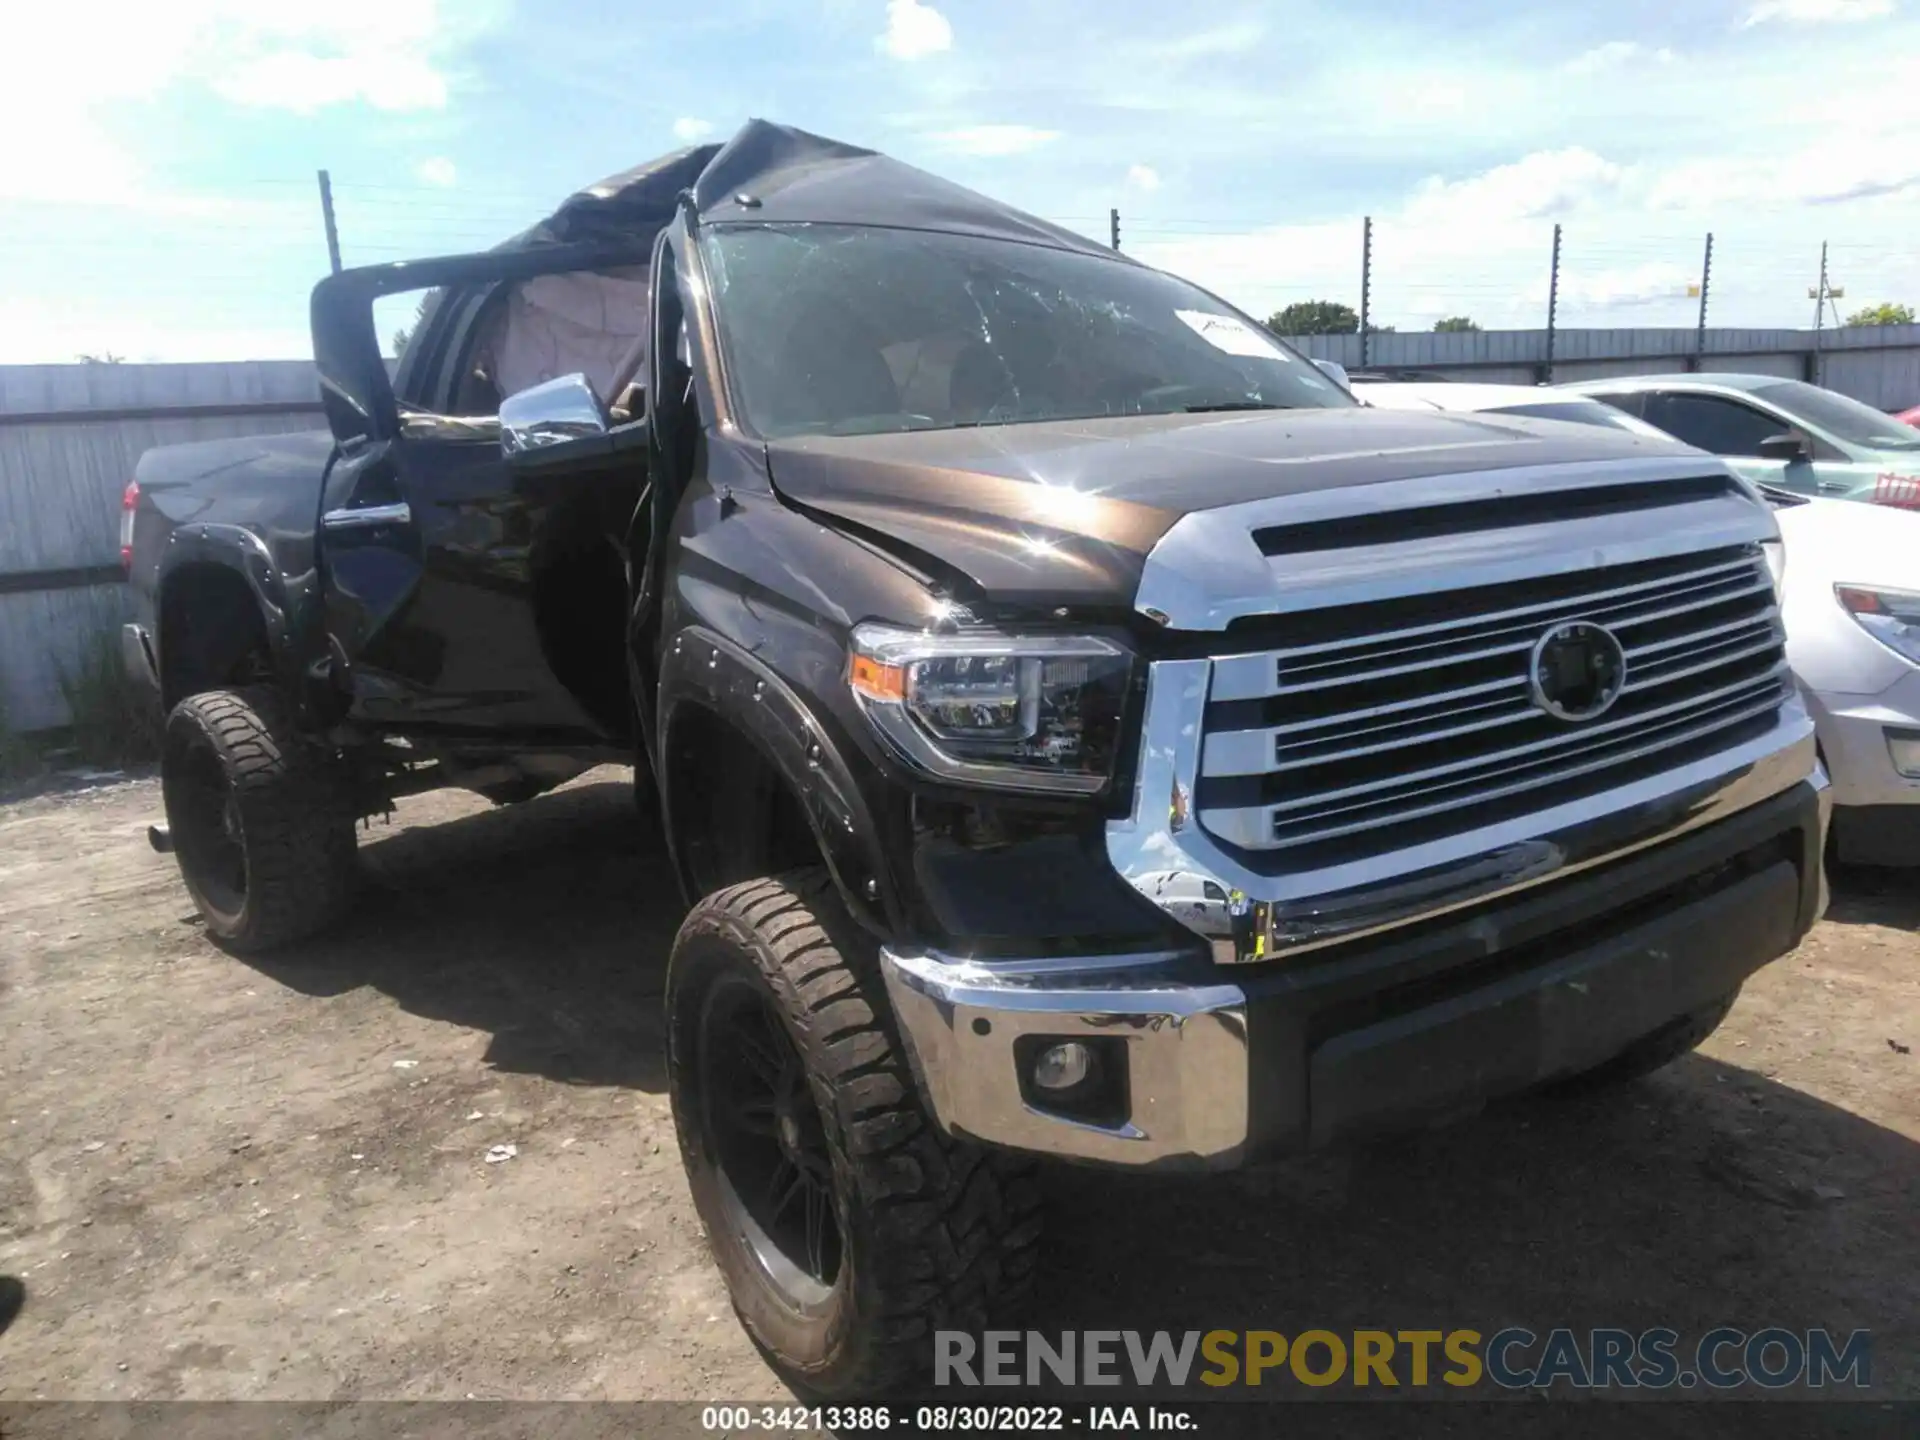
[304,240,660,741]
[310,239,658,451]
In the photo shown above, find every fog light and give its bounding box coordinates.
[1888,730,1920,779]
[1031,1041,1094,1092]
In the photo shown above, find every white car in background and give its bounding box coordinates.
[1772,494,1920,865]
[1351,379,1676,438]
[1357,379,1920,865]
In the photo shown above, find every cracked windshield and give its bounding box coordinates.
[703,223,1351,438]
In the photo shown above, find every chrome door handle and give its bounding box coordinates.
[322,502,412,530]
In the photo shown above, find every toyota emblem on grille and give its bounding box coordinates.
[1529,621,1627,722]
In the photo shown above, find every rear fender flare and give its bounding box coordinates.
[159,526,327,718]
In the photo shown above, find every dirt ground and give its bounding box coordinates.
[1,768,1915,1403]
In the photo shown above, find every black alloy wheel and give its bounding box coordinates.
[699,973,842,1301]
[170,734,248,916]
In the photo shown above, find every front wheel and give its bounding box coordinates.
[161,686,356,952]
[667,869,1042,1396]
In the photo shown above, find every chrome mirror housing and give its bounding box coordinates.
[500,373,610,456]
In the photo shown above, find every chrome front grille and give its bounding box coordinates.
[1194,544,1790,859]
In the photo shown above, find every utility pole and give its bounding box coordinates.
[1359,216,1373,370]
[317,169,343,275]
[1812,241,1829,385]
[1109,208,1120,252]
[1694,232,1713,371]
[1543,222,1562,383]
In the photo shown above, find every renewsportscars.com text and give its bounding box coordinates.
[935,1328,1872,1391]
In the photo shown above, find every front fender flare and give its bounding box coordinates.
[658,626,897,938]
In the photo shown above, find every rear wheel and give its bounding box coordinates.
[161,686,356,952]
[667,869,1042,1396]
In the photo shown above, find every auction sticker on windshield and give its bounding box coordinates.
[1175,309,1293,360]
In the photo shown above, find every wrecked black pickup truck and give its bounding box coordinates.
[124,121,1830,1393]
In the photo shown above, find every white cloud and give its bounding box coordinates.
[1532,262,1698,311]
[1129,150,1680,330]
[0,0,472,204]
[1130,117,1920,333]
[877,0,953,59]
[1402,148,1633,225]
[1126,164,1162,193]
[180,1,459,113]
[1565,41,1678,73]
[415,156,458,187]
[214,50,447,112]
[0,296,311,365]
[1400,79,1472,114]
[11,0,459,116]
[1646,129,1920,208]
[672,116,716,143]
[1744,0,1893,24]
[928,125,1061,156]
[1160,20,1265,59]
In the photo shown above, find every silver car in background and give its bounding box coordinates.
[1353,380,1674,439]
[1564,373,1920,506]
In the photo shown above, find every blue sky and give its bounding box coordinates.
[3,0,1917,361]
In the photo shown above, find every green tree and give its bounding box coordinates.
[1844,302,1916,327]
[1268,300,1359,335]
[1433,316,1481,333]
[389,292,437,358]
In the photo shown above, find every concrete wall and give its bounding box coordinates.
[1284,324,1920,408]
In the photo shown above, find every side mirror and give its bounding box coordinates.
[501,373,610,456]
[1312,359,1352,389]
[1757,432,1811,463]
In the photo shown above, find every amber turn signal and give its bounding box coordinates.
[849,653,908,702]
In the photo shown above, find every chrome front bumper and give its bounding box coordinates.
[880,949,1251,1168]
[883,776,1828,1169]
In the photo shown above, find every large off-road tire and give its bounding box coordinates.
[631,745,657,824]
[161,686,356,953]
[1545,988,1741,1095]
[667,869,1043,1397]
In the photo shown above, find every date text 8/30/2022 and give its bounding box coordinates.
[701,1405,1190,1430]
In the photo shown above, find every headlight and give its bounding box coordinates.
[1761,538,1786,602]
[1888,729,1920,779]
[1836,584,1920,666]
[848,623,1133,794]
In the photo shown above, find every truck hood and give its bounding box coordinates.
[763,408,1699,611]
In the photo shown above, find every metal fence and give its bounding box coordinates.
[3,333,1919,733]
[0,361,321,732]
[1281,323,1920,408]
